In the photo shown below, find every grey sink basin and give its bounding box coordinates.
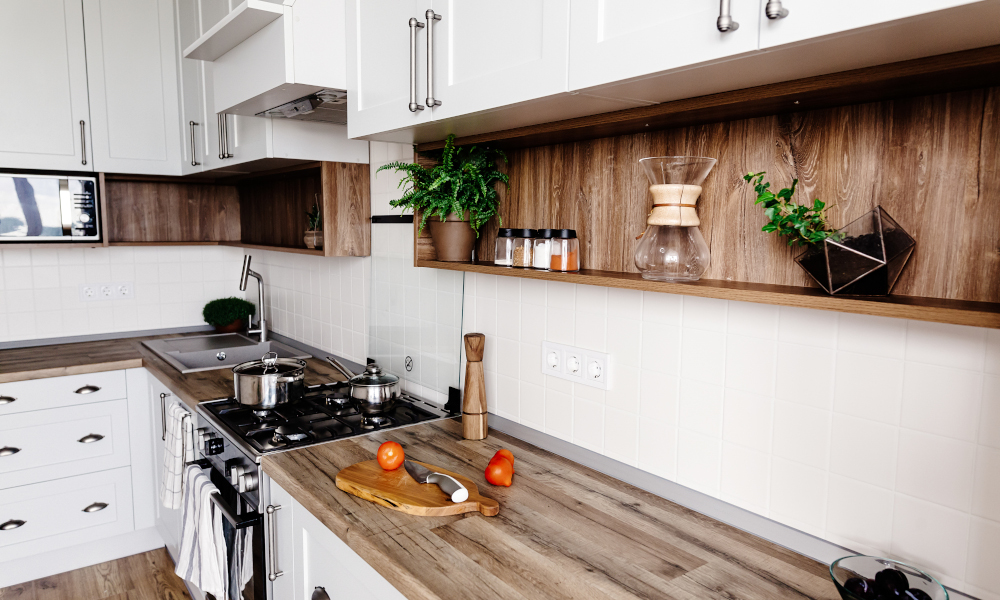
[143,333,312,373]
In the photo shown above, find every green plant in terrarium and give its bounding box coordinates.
[744,171,841,246]
[306,199,322,231]
[202,297,256,327]
[377,134,509,236]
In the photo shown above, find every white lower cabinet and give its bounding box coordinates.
[266,478,406,600]
[149,373,185,560]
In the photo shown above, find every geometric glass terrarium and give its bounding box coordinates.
[795,206,915,296]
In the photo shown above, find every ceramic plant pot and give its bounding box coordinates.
[796,206,915,296]
[428,212,476,262]
[304,230,323,249]
[213,318,245,334]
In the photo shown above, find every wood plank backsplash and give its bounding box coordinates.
[469,87,999,303]
[106,180,240,243]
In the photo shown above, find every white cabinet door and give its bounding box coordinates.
[176,0,206,174]
[82,0,183,175]
[433,0,570,119]
[291,496,407,600]
[149,376,183,560]
[346,0,437,140]
[0,0,92,171]
[758,0,987,49]
[568,0,759,93]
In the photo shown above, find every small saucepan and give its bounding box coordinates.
[233,352,306,409]
[325,357,400,415]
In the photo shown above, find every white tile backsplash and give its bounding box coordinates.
[463,279,999,597]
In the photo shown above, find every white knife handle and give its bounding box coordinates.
[427,473,469,503]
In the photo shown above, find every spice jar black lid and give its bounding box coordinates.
[497,228,516,237]
[537,228,556,238]
[512,228,536,237]
[555,229,577,239]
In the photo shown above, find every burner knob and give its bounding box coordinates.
[196,428,209,450]
[205,437,224,455]
[238,472,258,493]
[230,464,246,486]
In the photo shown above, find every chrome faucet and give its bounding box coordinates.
[239,255,268,343]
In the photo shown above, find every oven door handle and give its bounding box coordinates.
[209,491,260,529]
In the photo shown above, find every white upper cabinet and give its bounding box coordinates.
[568,0,759,93]
[82,0,184,175]
[347,0,434,140]
[176,0,207,174]
[0,0,93,171]
[432,0,570,120]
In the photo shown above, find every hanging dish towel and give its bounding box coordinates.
[224,515,255,600]
[160,402,194,509]
[175,464,228,600]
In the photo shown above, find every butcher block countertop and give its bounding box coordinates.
[0,333,347,410]
[263,418,840,600]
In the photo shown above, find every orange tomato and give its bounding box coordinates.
[485,456,513,487]
[489,454,515,474]
[493,449,514,467]
[377,441,404,471]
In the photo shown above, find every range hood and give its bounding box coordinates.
[257,89,347,125]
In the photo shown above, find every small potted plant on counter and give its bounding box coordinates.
[304,196,323,249]
[203,297,256,334]
[378,134,509,261]
[745,171,915,295]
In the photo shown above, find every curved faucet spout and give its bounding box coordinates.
[240,255,267,342]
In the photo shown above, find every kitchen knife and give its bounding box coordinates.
[403,461,469,503]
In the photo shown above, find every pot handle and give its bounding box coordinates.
[325,357,356,381]
[261,351,278,373]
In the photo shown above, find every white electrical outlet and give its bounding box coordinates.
[541,341,610,390]
[79,282,134,301]
[99,284,115,299]
[79,285,97,301]
[115,282,133,299]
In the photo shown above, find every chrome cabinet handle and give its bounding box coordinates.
[312,587,331,600]
[222,114,233,159]
[160,392,171,441]
[266,504,284,581]
[218,113,224,159]
[189,121,200,166]
[78,433,104,444]
[0,396,14,405]
[717,0,739,31]
[1,519,25,530]
[425,9,442,108]
[765,0,788,19]
[80,120,87,165]
[0,446,20,457]
[75,385,100,394]
[82,502,108,513]
[408,17,425,112]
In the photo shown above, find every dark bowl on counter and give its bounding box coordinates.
[830,555,948,600]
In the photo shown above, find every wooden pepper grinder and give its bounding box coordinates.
[463,333,487,440]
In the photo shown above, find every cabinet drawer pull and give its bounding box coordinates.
[717,0,739,31]
[312,587,331,600]
[765,0,788,19]
[408,17,425,112]
[75,385,101,394]
[0,446,20,457]
[160,392,172,441]
[78,433,105,444]
[80,120,87,165]
[425,9,442,108]
[189,121,200,166]
[82,502,108,513]
[1,519,25,530]
[0,396,15,405]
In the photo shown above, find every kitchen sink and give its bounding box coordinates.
[143,334,312,374]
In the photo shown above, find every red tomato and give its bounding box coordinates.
[377,441,404,471]
[485,456,513,487]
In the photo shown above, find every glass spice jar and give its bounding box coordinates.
[549,229,580,272]
[511,229,536,268]
[532,229,554,270]
[494,228,516,266]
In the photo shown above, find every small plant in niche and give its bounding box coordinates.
[377,134,509,261]
[304,194,323,249]
[743,171,915,296]
[203,297,256,334]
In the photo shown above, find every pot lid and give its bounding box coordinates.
[350,363,399,387]
[233,353,306,376]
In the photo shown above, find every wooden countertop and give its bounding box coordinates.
[263,419,839,600]
[0,333,347,410]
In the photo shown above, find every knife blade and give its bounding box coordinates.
[403,461,469,503]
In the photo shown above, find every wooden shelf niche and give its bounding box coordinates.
[104,161,370,257]
[414,77,1000,329]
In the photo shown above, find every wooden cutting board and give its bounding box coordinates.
[335,460,500,517]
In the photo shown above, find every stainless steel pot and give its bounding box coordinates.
[325,357,400,415]
[233,352,306,409]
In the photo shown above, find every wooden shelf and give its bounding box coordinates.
[417,260,1000,329]
[182,0,283,61]
[108,241,220,247]
[221,242,325,256]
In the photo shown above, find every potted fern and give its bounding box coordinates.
[304,196,323,249]
[378,134,508,261]
[745,172,915,295]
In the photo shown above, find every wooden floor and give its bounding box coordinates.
[0,549,191,600]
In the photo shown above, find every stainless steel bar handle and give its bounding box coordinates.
[189,121,200,166]
[765,0,788,19]
[222,114,233,158]
[0,447,20,457]
[266,504,284,581]
[82,502,108,513]
[425,9,442,108]
[1,520,25,530]
[717,0,739,31]
[78,433,104,444]
[0,396,15,405]
[160,392,171,441]
[79,120,87,165]
[408,18,425,112]
[218,114,225,159]
[75,385,100,394]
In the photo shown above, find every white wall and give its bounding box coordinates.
[0,245,245,343]
[461,273,1000,600]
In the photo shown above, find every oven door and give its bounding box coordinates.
[207,467,266,600]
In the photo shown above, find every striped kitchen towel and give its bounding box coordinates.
[160,401,194,509]
[175,464,228,600]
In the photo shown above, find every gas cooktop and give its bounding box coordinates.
[198,381,455,457]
